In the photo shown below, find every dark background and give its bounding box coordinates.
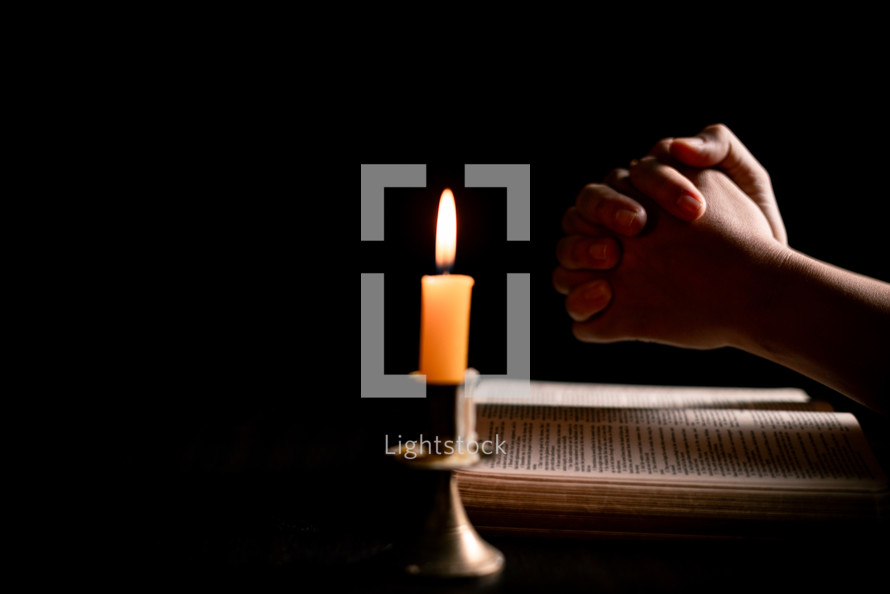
[115,72,889,591]
[362,99,889,413]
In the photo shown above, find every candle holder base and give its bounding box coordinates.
[394,467,504,579]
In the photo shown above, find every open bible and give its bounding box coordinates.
[456,379,889,539]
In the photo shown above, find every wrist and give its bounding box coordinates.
[722,240,797,354]
[725,242,890,409]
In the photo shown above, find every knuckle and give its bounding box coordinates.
[636,155,662,171]
[603,167,628,185]
[555,236,575,265]
[561,207,577,231]
[577,184,612,217]
[649,137,673,159]
[576,183,601,208]
[552,267,570,294]
[705,122,730,139]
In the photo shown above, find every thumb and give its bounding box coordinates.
[669,123,767,184]
[668,134,716,167]
[671,124,787,245]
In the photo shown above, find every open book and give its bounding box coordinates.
[456,379,889,539]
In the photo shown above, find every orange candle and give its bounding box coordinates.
[419,189,474,385]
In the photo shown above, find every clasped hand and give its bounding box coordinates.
[552,123,890,411]
[553,123,787,350]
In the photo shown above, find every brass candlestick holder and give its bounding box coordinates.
[388,371,504,578]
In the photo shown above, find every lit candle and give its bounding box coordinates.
[419,188,474,385]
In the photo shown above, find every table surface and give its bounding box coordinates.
[123,395,890,592]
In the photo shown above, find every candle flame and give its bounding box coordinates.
[435,188,457,273]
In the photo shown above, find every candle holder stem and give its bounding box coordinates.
[389,377,504,578]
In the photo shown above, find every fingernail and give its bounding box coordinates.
[588,241,609,261]
[615,209,639,231]
[676,194,703,217]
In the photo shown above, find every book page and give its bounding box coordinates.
[470,403,887,491]
[468,378,812,408]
